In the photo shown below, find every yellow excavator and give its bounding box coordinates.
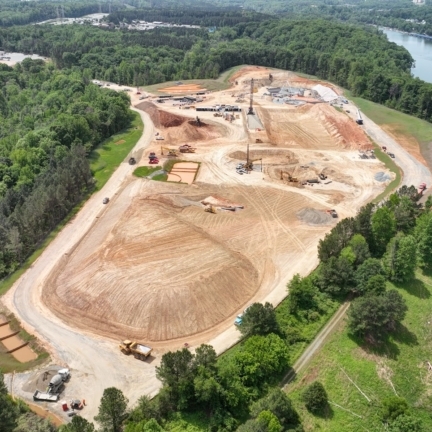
[280,170,298,182]
[161,146,178,157]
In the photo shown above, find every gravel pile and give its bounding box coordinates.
[375,172,391,182]
[296,208,332,226]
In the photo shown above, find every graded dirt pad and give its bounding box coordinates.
[167,162,199,184]
[136,102,226,143]
[42,180,333,343]
[158,84,206,93]
[259,105,371,150]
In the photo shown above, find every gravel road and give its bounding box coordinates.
[2,108,161,422]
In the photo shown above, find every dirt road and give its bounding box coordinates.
[3,107,160,421]
[345,103,432,188]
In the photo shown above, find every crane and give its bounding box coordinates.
[280,170,298,182]
[161,146,178,157]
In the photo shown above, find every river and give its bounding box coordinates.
[382,28,432,83]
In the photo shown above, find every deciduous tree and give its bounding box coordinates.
[94,387,128,432]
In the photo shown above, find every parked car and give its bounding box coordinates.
[103,197,109,204]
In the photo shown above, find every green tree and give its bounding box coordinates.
[381,396,409,422]
[239,302,280,337]
[0,369,18,432]
[287,274,317,314]
[61,415,95,432]
[348,290,407,340]
[94,387,128,432]
[251,388,299,428]
[388,414,423,432]
[354,258,385,294]
[155,348,196,409]
[365,275,387,296]
[347,233,371,266]
[13,412,57,432]
[416,215,432,270]
[257,410,283,432]
[317,255,353,295]
[383,234,417,282]
[372,207,397,256]
[124,418,165,432]
[302,381,328,414]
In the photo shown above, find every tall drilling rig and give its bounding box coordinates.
[248,78,254,115]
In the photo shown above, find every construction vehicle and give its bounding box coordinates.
[179,144,196,153]
[307,178,320,184]
[382,146,387,152]
[244,158,262,171]
[204,205,216,214]
[129,157,136,165]
[255,138,263,143]
[103,197,109,204]
[119,340,152,360]
[161,146,178,157]
[280,170,298,182]
[319,173,327,180]
[155,136,164,140]
[356,109,363,125]
[33,390,59,402]
[196,116,201,127]
[47,369,70,394]
[213,112,223,117]
[326,209,338,218]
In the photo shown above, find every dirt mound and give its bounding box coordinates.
[23,367,64,393]
[309,104,372,150]
[135,102,189,128]
[297,208,332,226]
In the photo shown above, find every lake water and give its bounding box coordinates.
[382,28,432,83]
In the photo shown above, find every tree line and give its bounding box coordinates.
[3,16,432,122]
[0,59,132,278]
[0,0,124,27]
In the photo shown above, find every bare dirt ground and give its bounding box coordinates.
[3,66,429,422]
[159,84,206,93]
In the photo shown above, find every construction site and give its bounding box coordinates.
[40,67,389,346]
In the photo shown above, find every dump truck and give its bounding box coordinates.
[119,340,152,360]
[179,144,196,153]
[326,209,338,218]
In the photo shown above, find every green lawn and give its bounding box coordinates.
[371,145,402,204]
[133,166,162,177]
[287,270,432,431]
[345,91,432,170]
[89,111,143,189]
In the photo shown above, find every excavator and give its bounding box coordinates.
[179,144,196,153]
[280,170,298,183]
[161,146,178,157]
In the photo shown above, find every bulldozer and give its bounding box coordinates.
[280,170,298,183]
[179,144,196,153]
[161,146,178,157]
[255,138,263,143]
[204,205,216,214]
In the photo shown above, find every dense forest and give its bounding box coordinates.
[0,0,123,27]
[0,59,132,277]
[3,16,432,122]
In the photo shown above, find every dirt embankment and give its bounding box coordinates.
[136,102,225,143]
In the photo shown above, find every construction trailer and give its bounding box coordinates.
[356,109,363,125]
[119,340,152,360]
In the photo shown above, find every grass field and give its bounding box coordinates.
[287,270,432,431]
[345,91,432,170]
[371,145,402,204]
[133,166,162,177]
[89,111,143,189]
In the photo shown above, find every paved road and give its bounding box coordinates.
[3,108,161,422]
